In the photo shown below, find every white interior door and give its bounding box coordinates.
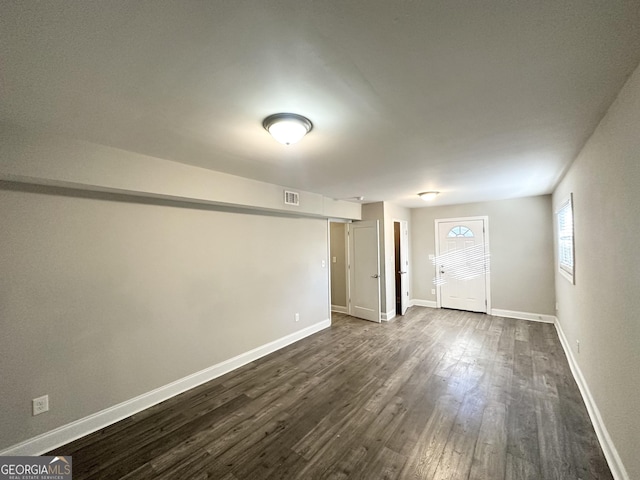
[399,220,409,315]
[436,218,488,313]
[348,220,381,323]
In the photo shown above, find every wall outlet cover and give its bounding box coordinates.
[33,395,49,416]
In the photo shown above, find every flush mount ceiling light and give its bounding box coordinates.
[263,113,313,145]
[418,191,439,201]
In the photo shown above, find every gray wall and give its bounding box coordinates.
[411,195,555,315]
[329,222,347,307]
[0,184,330,450]
[553,61,640,479]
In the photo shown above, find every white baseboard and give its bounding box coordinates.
[0,319,331,457]
[490,308,556,324]
[381,309,396,322]
[409,299,437,308]
[407,303,555,324]
[554,319,628,480]
[331,305,348,314]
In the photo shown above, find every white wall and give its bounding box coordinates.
[411,195,556,316]
[553,62,640,480]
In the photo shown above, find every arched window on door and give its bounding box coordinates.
[447,226,474,238]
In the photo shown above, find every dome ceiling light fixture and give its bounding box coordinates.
[418,191,440,201]
[263,113,313,145]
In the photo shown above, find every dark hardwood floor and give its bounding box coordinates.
[48,307,613,479]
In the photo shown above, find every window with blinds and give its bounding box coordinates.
[557,194,575,283]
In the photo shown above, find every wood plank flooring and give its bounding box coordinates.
[48,307,613,479]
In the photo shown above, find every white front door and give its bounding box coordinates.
[436,218,488,313]
[348,220,381,323]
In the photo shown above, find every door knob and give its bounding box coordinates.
[371,274,380,278]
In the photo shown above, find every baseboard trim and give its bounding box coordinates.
[331,305,348,314]
[0,319,332,457]
[407,303,555,324]
[490,308,556,324]
[554,319,628,480]
[409,299,437,308]
[381,309,396,322]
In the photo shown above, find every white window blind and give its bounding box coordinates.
[557,194,574,283]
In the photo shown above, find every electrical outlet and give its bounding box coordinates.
[33,395,49,416]
[576,340,580,353]
[295,313,300,322]
[431,289,435,295]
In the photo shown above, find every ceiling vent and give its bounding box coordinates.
[284,190,300,206]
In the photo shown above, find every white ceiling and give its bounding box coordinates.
[2,1,640,207]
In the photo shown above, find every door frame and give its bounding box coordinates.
[393,219,409,315]
[327,219,351,315]
[434,216,491,313]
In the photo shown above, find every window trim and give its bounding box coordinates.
[556,193,575,284]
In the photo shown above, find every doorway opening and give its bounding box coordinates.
[329,220,382,323]
[393,220,409,317]
[394,222,402,315]
[348,220,382,323]
[329,221,349,315]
